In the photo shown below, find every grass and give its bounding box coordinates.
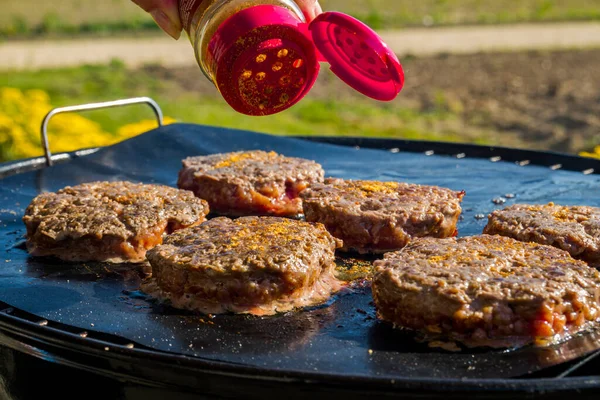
[2,0,600,38]
[0,61,480,163]
[343,0,600,29]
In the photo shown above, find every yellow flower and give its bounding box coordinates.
[25,89,51,104]
[117,117,176,138]
[579,145,600,160]
[0,87,177,162]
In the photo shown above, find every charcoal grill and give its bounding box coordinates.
[1,98,600,399]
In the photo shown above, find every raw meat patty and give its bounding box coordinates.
[23,181,209,263]
[300,178,465,253]
[177,150,324,217]
[484,202,600,268]
[372,234,600,348]
[142,216,343,315]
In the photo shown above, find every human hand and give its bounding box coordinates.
[131,0,323,40]
[132,0,182,40]
[298,0,323,21]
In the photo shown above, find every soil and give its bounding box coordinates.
[144,48,600,153]
[401,49,600,153]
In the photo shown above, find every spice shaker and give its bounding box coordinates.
[179,0,405,116]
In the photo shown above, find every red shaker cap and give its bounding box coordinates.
[308,12,404,101]
[208,6,404,116]
[209,5,320,116]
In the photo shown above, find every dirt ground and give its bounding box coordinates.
[144,48,600,153]
[401,49,600,153]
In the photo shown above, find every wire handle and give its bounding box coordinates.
[41,97,164,166]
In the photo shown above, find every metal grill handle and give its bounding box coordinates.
[41,97,164,166]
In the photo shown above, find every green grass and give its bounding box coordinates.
[0,61,480,162]
[336,0,600,29]
[2,0,600,38]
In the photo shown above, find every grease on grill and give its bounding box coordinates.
[428,341,461,352]
[335,255,376,281]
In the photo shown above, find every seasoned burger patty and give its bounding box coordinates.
[484,203,600,268]
[300,178,465,253]
[142,216,343,315]
[177,150,324,217]
[372,235,600,348]
[23,181,209,263]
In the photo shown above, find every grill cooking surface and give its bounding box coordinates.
[1,123,600,381]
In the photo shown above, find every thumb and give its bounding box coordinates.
[132,0,182,40]
[296,0,323,22]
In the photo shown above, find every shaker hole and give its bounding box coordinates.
[256,72,266,81]
[240,70,252,80]
[272,62,283,72]
[346,37,354,46]
[293,59,304,68]
[367,68,376,75]
[277,49,289,58]
[256,54,267,63]
[259,100,269,110]
[367,57,376,65]
[279,75,291,86]
[280,93,290,103]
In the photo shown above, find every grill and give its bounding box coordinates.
[1,98,600,399]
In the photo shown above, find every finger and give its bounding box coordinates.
[296,0,323,22]
[131,0,182,40]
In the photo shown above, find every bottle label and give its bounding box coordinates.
[179,0,205,33]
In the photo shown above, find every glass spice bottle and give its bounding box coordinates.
[179,0,405,116]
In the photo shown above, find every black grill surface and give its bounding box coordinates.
[1,123,600,390]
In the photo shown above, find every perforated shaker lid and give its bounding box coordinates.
[210,5,320,116]
[308,12,404,101]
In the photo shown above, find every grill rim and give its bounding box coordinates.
[292,135,600,174]
[2,300,600,396]
[2,132,599,180]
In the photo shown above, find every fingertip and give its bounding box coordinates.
[150,9,181,40]
[314,1,323,17]
[161,0,183,39]
[299,0,323,22]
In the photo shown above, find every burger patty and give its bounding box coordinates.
[484,203,600,268]
[142,216,343,315]
[23,181,209,263]
[300,178,465,254]
[372,235,600,348]
[177,150,324,217]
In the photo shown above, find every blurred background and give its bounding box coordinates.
[1,0,600,162]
